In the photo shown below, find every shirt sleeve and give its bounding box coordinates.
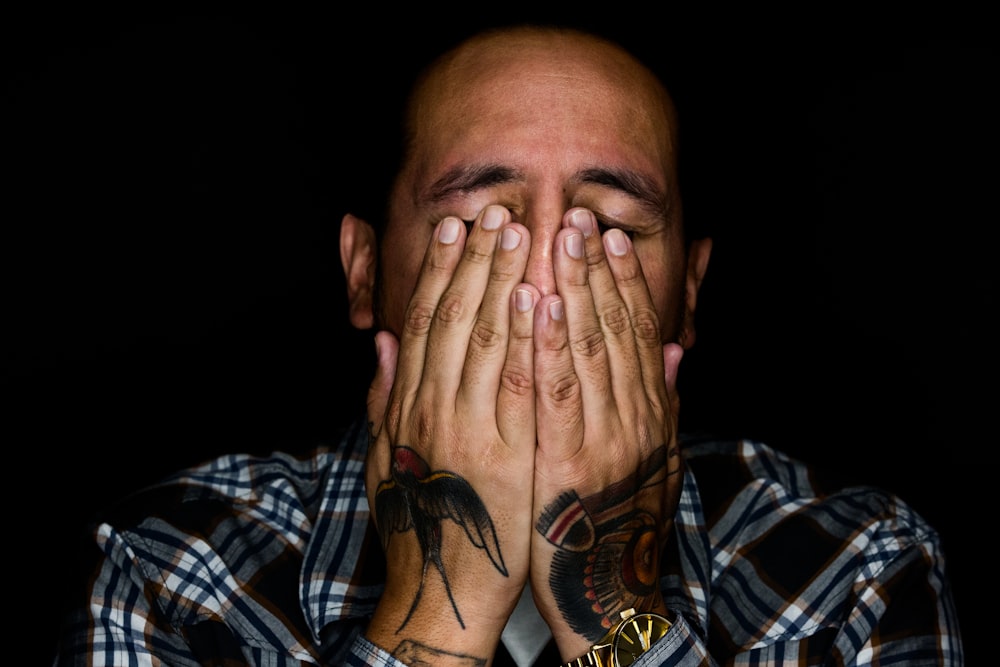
[632,611,712,666]
[629,519,962,665]
[344,634,411,666]
[54,523,204,665]
[54,519,324,666]
[676,439,964,665]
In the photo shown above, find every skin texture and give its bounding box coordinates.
[340,26,712,665]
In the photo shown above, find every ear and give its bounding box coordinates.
[678,237,712,350]
[339,213,377,330]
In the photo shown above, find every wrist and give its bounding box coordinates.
[558,607,674,667]
[365,601,506,666]
[365,569,525,662]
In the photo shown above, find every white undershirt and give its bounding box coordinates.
[500,582,553,667]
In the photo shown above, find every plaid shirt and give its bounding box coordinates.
[55,418,964,665]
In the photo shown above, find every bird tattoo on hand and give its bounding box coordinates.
[375,446,508,632]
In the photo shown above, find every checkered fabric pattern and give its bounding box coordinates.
[54,421,963,665]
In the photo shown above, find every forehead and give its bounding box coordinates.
[404,32,676,191]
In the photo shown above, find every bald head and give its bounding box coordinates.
[400,26,681,199]
[343,23,708,349]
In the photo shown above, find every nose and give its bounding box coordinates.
[521,202,565,296]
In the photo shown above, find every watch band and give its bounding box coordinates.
[560,608,672,667]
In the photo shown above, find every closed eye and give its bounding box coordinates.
[595,214,635,239]
[462,213,635,238]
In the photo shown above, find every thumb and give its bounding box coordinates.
[366,330,399,440]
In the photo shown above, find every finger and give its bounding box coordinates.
[564,209,644,415]
[421,205,511,400]
[458,219,530,412]
[533,292,585,465]
[496,281,538,450]
[391,216,467,424]
[551,222,614,432]
[603,228,667,413]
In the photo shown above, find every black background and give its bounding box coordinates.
[3,8,994,664]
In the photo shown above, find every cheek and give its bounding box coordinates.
[634,244,687,341]
[378,228,431,335]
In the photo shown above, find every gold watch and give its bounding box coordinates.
[561,608,673,667]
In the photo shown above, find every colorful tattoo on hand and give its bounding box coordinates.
[375,446,508,632]
[535,445,677,640]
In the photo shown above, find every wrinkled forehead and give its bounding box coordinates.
[406,31,677,172]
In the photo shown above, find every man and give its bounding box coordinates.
[54,23,963,666]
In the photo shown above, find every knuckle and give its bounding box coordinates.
[585,247,609,270]
[630,308,661,342]
[548,372,581,404]
[378,395,404,440]
[510,324,533,345]
[412,405,435,444]
[612,257,644,285]
[403,299,436,335]
[500,364,533,396]
[645,393,666,420]
[464,242,494,266]
[571,328,607,359]
[601,304,631,335]
[384,401,401,433]
[470,320,503,350]
[635,419,658,450]
[490,260,519,284]
[434,292,466,324]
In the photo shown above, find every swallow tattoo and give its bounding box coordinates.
[375,446,508,631]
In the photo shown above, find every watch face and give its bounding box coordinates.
[612,612,671,666]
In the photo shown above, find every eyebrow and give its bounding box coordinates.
[576,167,667,216]
[423,162,667,215]
[425,164,524,203]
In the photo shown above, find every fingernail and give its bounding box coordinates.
[606,228,629,256]
[501,227,521,250]
[565,232,583,259]
[516,288,533,312]
[439,217,461,244]
[569,208,595,237]
[549,299,564,321]
[482,205,505,230]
